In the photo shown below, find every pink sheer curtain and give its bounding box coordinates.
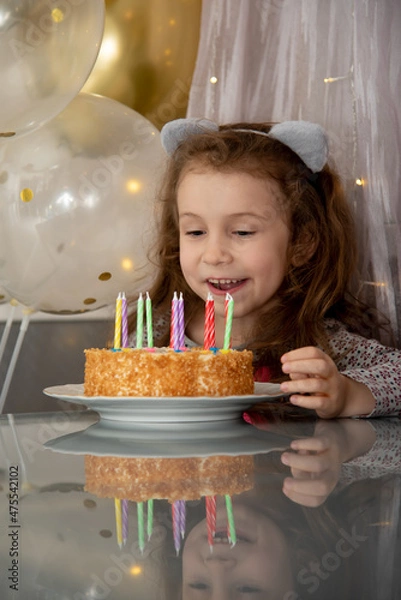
[187,0,401,347]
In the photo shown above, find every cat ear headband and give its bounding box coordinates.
[160,117,328,173]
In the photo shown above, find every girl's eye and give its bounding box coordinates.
[235,230,255,236]
[188,582,209,590]
[185,230,205,236]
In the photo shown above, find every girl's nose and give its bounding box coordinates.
[202,236,231,265]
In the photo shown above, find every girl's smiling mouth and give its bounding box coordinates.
[207,278,247,292]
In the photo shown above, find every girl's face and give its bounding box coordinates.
[182,501,294,600]
[177,169,290,345]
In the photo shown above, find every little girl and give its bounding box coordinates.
[128,118,401,419]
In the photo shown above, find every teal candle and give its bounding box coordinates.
[136,293,144,348]
[146,292,153,348]
[225,495,236,546]
[137,501,145,553]
[147,499,154,541]
[223,294,234,350]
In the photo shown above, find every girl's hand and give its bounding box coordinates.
[279,347,375,418]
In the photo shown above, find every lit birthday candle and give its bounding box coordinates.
[223,293,234,350]
[204,293,215,349]
[136,293,144,349]
[121,292,128,348]
[146,292,153,348]
[114,292,122,349]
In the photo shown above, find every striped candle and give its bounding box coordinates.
[113,293,122,349]
[122,499,129,545]
[225,495,237,546]
[114,498,123,548]
[147,499,154,541]
[136,293,144,349]
[205,495,216,550]
[121,293,128,348]
[178,499,186,539]
[146,292,153,348]
[137,501,145,554]
[172,501,181,555]
[170,291,178,349]
[204,293,215,349]
[223,293,234,350]
[178,293,185,348]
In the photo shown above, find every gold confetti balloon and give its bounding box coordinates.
[0,0,105,139]
[0,92,164,314]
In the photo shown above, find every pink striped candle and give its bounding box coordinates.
[178,293,185,348]
[170,292,177,349]
[204,293,215,349]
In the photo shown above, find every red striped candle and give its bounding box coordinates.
[204,293,215,349]
[205,495,216,550]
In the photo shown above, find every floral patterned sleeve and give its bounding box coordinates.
[340,420,401,482]
[326,320,401,417]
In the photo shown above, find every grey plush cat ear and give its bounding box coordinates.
[268,121,329,173]
[160,118,219,155]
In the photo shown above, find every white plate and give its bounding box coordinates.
[43,382,287,423]
[44,418,290,458]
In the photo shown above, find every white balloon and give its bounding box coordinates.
[0,0,105,139]
[0,93,165,314]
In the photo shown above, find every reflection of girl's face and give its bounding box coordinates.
[182,501,293,599]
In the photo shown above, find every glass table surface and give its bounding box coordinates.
[0,407,400,600]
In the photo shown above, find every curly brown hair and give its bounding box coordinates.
[128,122,379,380]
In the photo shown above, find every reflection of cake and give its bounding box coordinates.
[83,348,254,397]
[84,455,254,502]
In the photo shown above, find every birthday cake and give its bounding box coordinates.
[84,454,254,502]
[83,347,254,397]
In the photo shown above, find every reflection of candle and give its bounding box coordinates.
[205,495,216,550]
[172,501,181,555]
[178,499,186,539]
[122,499,128,545]
[147,499,154,540]
[204,293,215,349]
[114,498,123,548]
[114,293,122,349]
[121,293,128,348]
[223,293,234,350]
[146,292,153,348]
[136,293,144,349]
[178,293,185,348]
[137,501,145,553]
[225,495,236,546]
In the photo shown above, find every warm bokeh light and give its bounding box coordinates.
[126,179,142,194]
[210,76,218,84]
[130,565,143,576]
[121,258,134,271]
[355,178,365,186]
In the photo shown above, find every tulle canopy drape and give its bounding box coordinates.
[187,0,401,348]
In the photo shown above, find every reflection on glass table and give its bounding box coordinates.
[0,410,400,599]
